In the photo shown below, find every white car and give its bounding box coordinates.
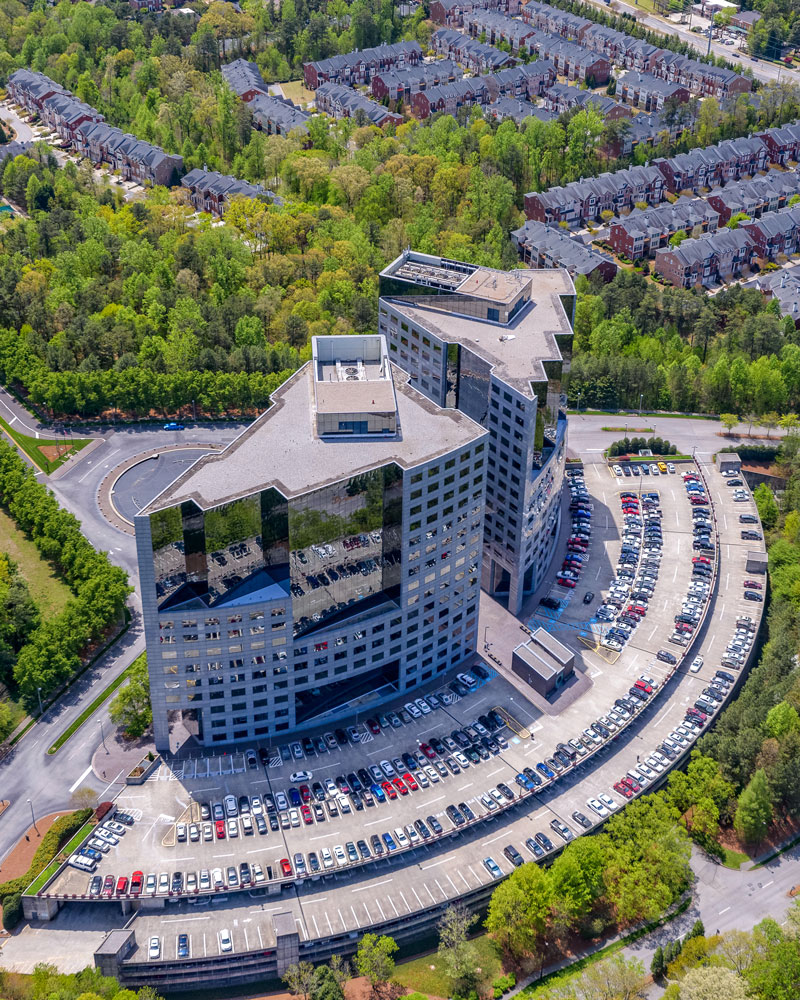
[288,810,300,828]
[613,465,623,476]
[582,728,602,746]
[145,873,157,895]
[481,793,498,812]
[637,763,655,779]
[333,845,347,867]
[600,639,622,652]
[219,929,233,953]
[645,756,664,773]
[320,847,334,870]
[252,863,265,884]
[290,770,312,783]
[415,697,432,715]
[587,797,609,818]
[598,792,618,812]
[212,868,224,889]
[454,752,470,769]
[251,796,263,815]
[424,765,440,784]
[380,760,395,777]
[639,674,659,690]
[394,827,410,848]
[158,872,169,893]
[224,795,238,817]
[324,778,338,795]
[199,869,211,890]
[404,702,422,719]
[149,937,161,960]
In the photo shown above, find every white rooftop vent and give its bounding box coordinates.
[499,334,516,342]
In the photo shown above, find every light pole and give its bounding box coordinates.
[100,719,108,753]
[36,686,43,717]
[27,798,37,834]
[639,393,643,416]
[484,625,490,649]
[576,390,581,413]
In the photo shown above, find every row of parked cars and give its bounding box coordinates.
[613,461,676,478]
[558,470,593,589]
[68,812,135,874]
[596,490,664,652]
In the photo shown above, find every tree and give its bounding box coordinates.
[437,904,478,991]
[486,862,552,956]
[1,890,22,929]
[549,836,606,924]
[762,411,780,438]
[720,413,739,436]
[765,701,800,740]
[284,961,315,1000]
[651,945,665,979]
[680,966,749,1000]
[71,787,99,810]
[310,966,345,1000]
[109,656,152,738]
[565,954,648,1000]
[780,413,800,435]
[734,769,772,843]
[753,483,779,531]
[354,934,398,997]
[0,700,14,742]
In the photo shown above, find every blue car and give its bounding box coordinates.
[536,761,556,780]
[163,422,185,431]
[382,832,397,852]
[288,787,302,807]
[371,783,386,803]
[515,773,535,791]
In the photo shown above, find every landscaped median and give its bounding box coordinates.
[47,653,142,755]
[23,817,94,895]
[0,808,92,903]
[0,412,91,474]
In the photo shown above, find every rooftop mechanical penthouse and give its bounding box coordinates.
[136,333,490,751]
[379,251,575,614]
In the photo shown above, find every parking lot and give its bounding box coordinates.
[40,459,765,968]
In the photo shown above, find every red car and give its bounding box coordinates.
[744,580,763,590]
[634,679,652,695]
[381,780,397,801]
[130,871,143,895]
[366,718,381,735]
[402,772,418,791]
[102,875,115,897]
[279,858,292,878]
[420,743,436,760]
[613,781,633,799]
[116,876,129,895]
[215,820,226,839]
[392,777,408,796]
[693,556,711,565]
[300,805,313,825]
[299,784,311,803]
[621,776,641,792]
[556,577,576,588]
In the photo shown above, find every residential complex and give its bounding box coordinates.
[378,251,574,615]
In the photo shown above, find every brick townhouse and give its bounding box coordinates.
[511,219,618,280]
[430,0,520,27]
[706,170,800,226]
[526,30,611,84]
[181,168,275,216]
[520,0,592,40]
[755,122,800,166]
[370,61,462,102]
[608,197,720,259]
[524,164,665,225]
[431,28,513,72]
[654,227,755,288]
[314,83,404,127]
[487,99,556,125]
[247,94,311,137]
[465,9,536,51]
[7,68,68,111]
[303,41,422,90]
[221,59,270,102]
[481,62,555,102]
[410,77,490,119]
[543,82,631,121]
[740,207,800,262]
[617,71,690,113]
[654,136,768,194]
[39,93,103,144]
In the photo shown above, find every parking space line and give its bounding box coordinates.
[458,782,473,791]
[337,907,347,929]
[364,818,383,827]
[417,794,444,809]
[352,878,392,892]
[420,856,455,870]
[481,831,507,846]
[350,905,360,926]
[375,898,385,919]
[411,886,423,907]
[398,890,411,912]
[387,895,399,916]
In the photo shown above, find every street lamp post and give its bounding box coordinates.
[27,798,37,834]
[36,686,43,717]
[100,719,108,753]
[639,393,643,416]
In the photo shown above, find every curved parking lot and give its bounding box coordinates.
[35,459,766,982]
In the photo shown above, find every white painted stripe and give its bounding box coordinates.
[69,764,94,793]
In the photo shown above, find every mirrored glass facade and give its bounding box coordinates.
[150,466,403,635]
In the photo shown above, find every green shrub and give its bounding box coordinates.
[0,808,91,898]
[492,972,516,996]
[2,891,22,930]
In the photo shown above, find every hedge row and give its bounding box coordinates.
[0,441,132,707]
[719,444,781,461]
[0,808,92,899]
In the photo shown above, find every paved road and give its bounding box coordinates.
[0,103,33,143]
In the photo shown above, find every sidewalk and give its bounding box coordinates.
[90,729,154,787]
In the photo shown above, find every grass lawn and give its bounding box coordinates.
[722,847,750,870]
[0,414,92,474]
[280,80,316,106]
[0,507,71,615]
[24,819,94,894]
[395,933,504,997]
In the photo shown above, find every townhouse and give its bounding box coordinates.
[654,135,769,193]
[487,99,556,125]
[303,41,423,90]
[655,51,751,100]
[520,1,592,40]
[740,206,800,262]
[482,61,556,101]
[617,71,690,112]
[431,28,513,72]
[756,122,800,166]
[605,110,690,159]
[756,270,800,327]
[181,168,275,216]
[314,83,404,126]
[543,82,631,121]
[430,0,520,27]
[7,68,68,112]
[248,94,311,137]
[706,170,800,226]
[221,59,270,102]
[654,227,755,288]
[39,93,103,144]
[608,197,720,259]
[75,121,183,186]
[409,77,490,119]
[511,219,617,280]
[526,30,611,84]
[465,9,536,51]
[370,61,462,102]
[524,164,665,225]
